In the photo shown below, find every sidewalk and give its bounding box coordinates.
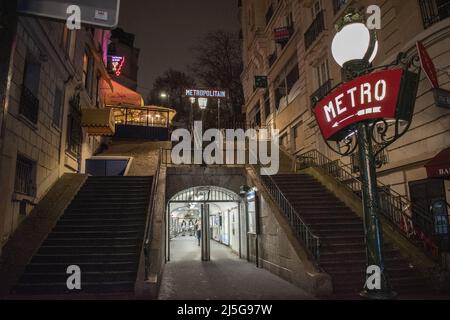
[158,236,315,300]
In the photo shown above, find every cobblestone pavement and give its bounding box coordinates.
[158,236,315,300]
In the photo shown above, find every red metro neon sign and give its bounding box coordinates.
[314,69,405,141]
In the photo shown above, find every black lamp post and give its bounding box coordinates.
[328,10,393,299]
[314,9,422,299]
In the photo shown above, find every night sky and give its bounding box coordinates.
[118,0,240,97]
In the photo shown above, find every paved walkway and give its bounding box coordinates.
[158,236,315,300]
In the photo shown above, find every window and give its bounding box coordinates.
[83,50,94,97]
[333,0,348,14]
[95,73,101,107]
[311,0,322,18]
[314,59,330,88]
[419,0,450,29]
[67,94,82,156]
[293,124,301,151]
[305,1,325,50]
[14,154,37,196]
[280,133,289,149]
[286,65,300,93]
[247,192,258,234]
[20,55,41,124]
[52,84,64,127]
[255,109,261,128]
[409,179,448,235]
[263,90,271,119]
[275,60,300,109]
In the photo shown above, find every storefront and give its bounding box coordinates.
[100,80,176,140]
[409,148,450,247]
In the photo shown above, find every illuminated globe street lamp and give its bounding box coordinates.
[330,10,395,300]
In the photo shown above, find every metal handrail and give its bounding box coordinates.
[143,149,162,279]
[250,164,321,263]
[296,149,440,259]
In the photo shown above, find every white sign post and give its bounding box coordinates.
[17,0,121,29]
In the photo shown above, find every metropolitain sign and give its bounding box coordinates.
[185,89,228,99]
[314,69,405,141]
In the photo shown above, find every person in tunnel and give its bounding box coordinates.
[195,221,202,246]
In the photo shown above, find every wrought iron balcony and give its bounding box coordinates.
[332,0,348,14]
[310,79,333,108]
[419,0,450,29]
[304,10,325,51]
[265,3,274,25]
[19,85,39,124]
[268,51,278,67]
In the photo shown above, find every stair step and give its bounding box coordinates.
[43,237,140,246]
[69,203,148,209]
[25,261,138,273]
[47,230,141,239]
[53,224,144,232]
[65,208,146,214]
[320,249,400,263]
[20,271,136,283]
[57,218,145,226]
[38,245,139,255]
[32,253,140,263]
[73,196,149,202]
[13,281,135,295]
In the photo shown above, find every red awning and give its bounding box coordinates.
[100,80,144,109]
[425,148,450,178]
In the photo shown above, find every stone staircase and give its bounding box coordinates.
[11,176,153,298]
[264,173,434,298]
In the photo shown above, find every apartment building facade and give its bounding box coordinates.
[240,0,450,223]
[0,12,113,252]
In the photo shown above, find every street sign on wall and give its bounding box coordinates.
[417,41,439,89]
[184,88,228,99]
[255,76,268,89]
[314,69,404,141]
[17,0,120,29]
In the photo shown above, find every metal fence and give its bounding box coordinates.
[296,149,441,260]
[305,10,326,50]
[19,85,39,124]
[251,164,321,264]
[419,0,450,29]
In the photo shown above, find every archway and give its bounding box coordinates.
[166,186,243,262]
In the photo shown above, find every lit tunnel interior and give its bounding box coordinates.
[167,186,243,261]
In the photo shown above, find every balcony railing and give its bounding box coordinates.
[268,51,278,67]
[304,10,325,51]
[310,79,333,108]
[14,156,36,196]
[419,0,450,29]
[265,3,274,25]
[333,0,348,14]
[19,85,39,124]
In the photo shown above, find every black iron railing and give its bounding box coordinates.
[310,79,333,108]
[296,149,440,259]
[251,164,321,263]
[268,51,278,67]
[19,85,39,124]
[144,151,162,280]
[265,3,274,25]
[333,0,348,14]
[305,10,325,50]
[419,0,450,29]
[14,155,36,196]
